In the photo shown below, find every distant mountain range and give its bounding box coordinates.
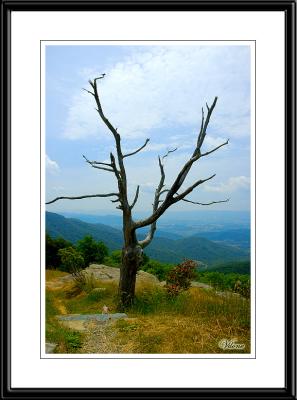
[60,211,251,245]
[193,229,250,249]
[46,212,250,266]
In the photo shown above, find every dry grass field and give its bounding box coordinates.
[45,266,250,354]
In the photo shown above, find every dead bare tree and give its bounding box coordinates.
[46,74,229,308]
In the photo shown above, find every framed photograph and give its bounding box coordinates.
[2,0,296,398]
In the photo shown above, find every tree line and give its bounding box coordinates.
[46,233,250,298]
[46,233,108,272]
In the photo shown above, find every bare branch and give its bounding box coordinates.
[162,147,178,161]
[138,153,167,248]
[109,152,122,182]
[197,107,205,148]
[90,165,115,172]
[46,193,119,205]
[160,97,219,197]
[123,139,150,158]
[200,139,229,157]
[197,97,218,150]
[91,78,119,138]
[181,197,230,206]
[82,155,114,172]
[133,97,227,232]
[95,73,106,81]
[82,155,112,167]
[90,77,130,211]
[130,186,140,209]
[173,174,216,202]
[82,88,94,96]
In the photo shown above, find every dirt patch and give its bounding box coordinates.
[77,320,124,353]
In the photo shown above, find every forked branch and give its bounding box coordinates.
[82,155,116,173]
[134,97,228,231]
[139,149,175,248]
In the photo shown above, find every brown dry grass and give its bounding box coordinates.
[46,269,250,354]
[112,286,250,354]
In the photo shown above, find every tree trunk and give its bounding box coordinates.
[119,243,143,309]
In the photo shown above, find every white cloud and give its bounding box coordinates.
[62,45,250,141]
[46,155,60,174]
[203,135,228,150]
[204,176,250,193]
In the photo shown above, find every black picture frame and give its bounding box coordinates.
[1,1,296,398]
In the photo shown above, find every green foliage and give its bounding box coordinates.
[198,271,251,298]
[165,260,197,296]
[104,250,122,268]
[141,252,150,265]
[46,233,72,269]
[64,331,83,350]
[77,235,108,267]
[58,247,85,274]
[141,259,174,281]
[206,260,250,275]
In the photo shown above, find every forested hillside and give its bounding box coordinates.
[46,212,249,266]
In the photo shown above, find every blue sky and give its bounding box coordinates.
[45,44,251,215]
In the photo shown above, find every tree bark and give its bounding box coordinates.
[119,241,143,309]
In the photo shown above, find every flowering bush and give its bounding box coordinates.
[165,259,197,296]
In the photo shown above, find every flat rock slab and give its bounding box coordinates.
[57,313,128,332]
[46,342,57,353]
[191,282,212,289]
[58,313,127,322]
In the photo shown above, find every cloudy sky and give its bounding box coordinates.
[45,43,251,215]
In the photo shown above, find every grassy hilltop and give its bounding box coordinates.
[46,265,250,354]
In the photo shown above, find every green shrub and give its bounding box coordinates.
[45,233,73,269]
[104,250,122,268]
[58,247,86,289]
[141,259,174,281]
[64,331,83,351]
[198,270,251,298]
[77,235,108,267]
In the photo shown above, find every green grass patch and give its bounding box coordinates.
[46,291,83,353]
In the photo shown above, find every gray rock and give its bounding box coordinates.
[57,313,127,322]
[46,342,57,353]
